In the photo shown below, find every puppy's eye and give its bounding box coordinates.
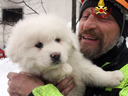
[55,38,60,43]
[35,42,43,48]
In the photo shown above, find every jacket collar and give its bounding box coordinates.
[92,40,127,67]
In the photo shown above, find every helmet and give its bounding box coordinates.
[80,0,128,12]
[115,0,128,10]
[80,0,128,38]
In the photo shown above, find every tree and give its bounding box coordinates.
[72,0,76,33]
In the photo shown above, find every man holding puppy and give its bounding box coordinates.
[7,0,128,96]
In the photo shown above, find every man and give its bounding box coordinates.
[7,0,128,96]
[78,0,128,96]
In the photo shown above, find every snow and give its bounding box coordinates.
[0,58,20,96]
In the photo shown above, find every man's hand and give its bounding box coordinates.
[56,77,75,96]
[7,72,75,96]
[7,72,44,96]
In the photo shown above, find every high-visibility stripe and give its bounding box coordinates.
[32,84,63,96]
[101,62,110,68]
[105,64,128,92]
[119,86,128,96]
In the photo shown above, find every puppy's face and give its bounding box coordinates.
[6,14,79,74]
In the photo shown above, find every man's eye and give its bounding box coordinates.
[55,38,60,42]
[81,15,89,20]
[82,15,89,19]
[35,42,43,48]
[83,16,89,18]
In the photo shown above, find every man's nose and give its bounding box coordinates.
[83,14,98,30]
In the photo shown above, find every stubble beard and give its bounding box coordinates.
[79,30,119,60]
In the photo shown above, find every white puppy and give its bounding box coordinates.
[6,14,124,96]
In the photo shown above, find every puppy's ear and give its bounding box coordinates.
[69,31,80,51]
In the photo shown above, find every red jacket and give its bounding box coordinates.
[0,49,5,58]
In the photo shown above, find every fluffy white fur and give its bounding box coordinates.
[6,14,124,96]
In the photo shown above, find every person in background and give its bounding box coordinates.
[7,0,128,96]
[0,48,5,59]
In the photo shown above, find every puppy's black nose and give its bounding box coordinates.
[50,52,61,60]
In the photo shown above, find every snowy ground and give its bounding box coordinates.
[0,58,20,96]
[1,39,128,96]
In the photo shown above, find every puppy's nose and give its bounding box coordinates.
[50,52,61,60]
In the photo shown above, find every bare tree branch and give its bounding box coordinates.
[8,0,24,4]
[23,0,39,14]
[0,22,14,26]
[40,0,47,13]
[8,0,39,14]
[0,0,49,48]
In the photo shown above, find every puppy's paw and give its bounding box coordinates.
[62,63,73,76]
[57,63,73,82]
[43,63,73,82]
[109,70,124,87]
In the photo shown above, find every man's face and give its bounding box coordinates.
[78,7,120,60]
